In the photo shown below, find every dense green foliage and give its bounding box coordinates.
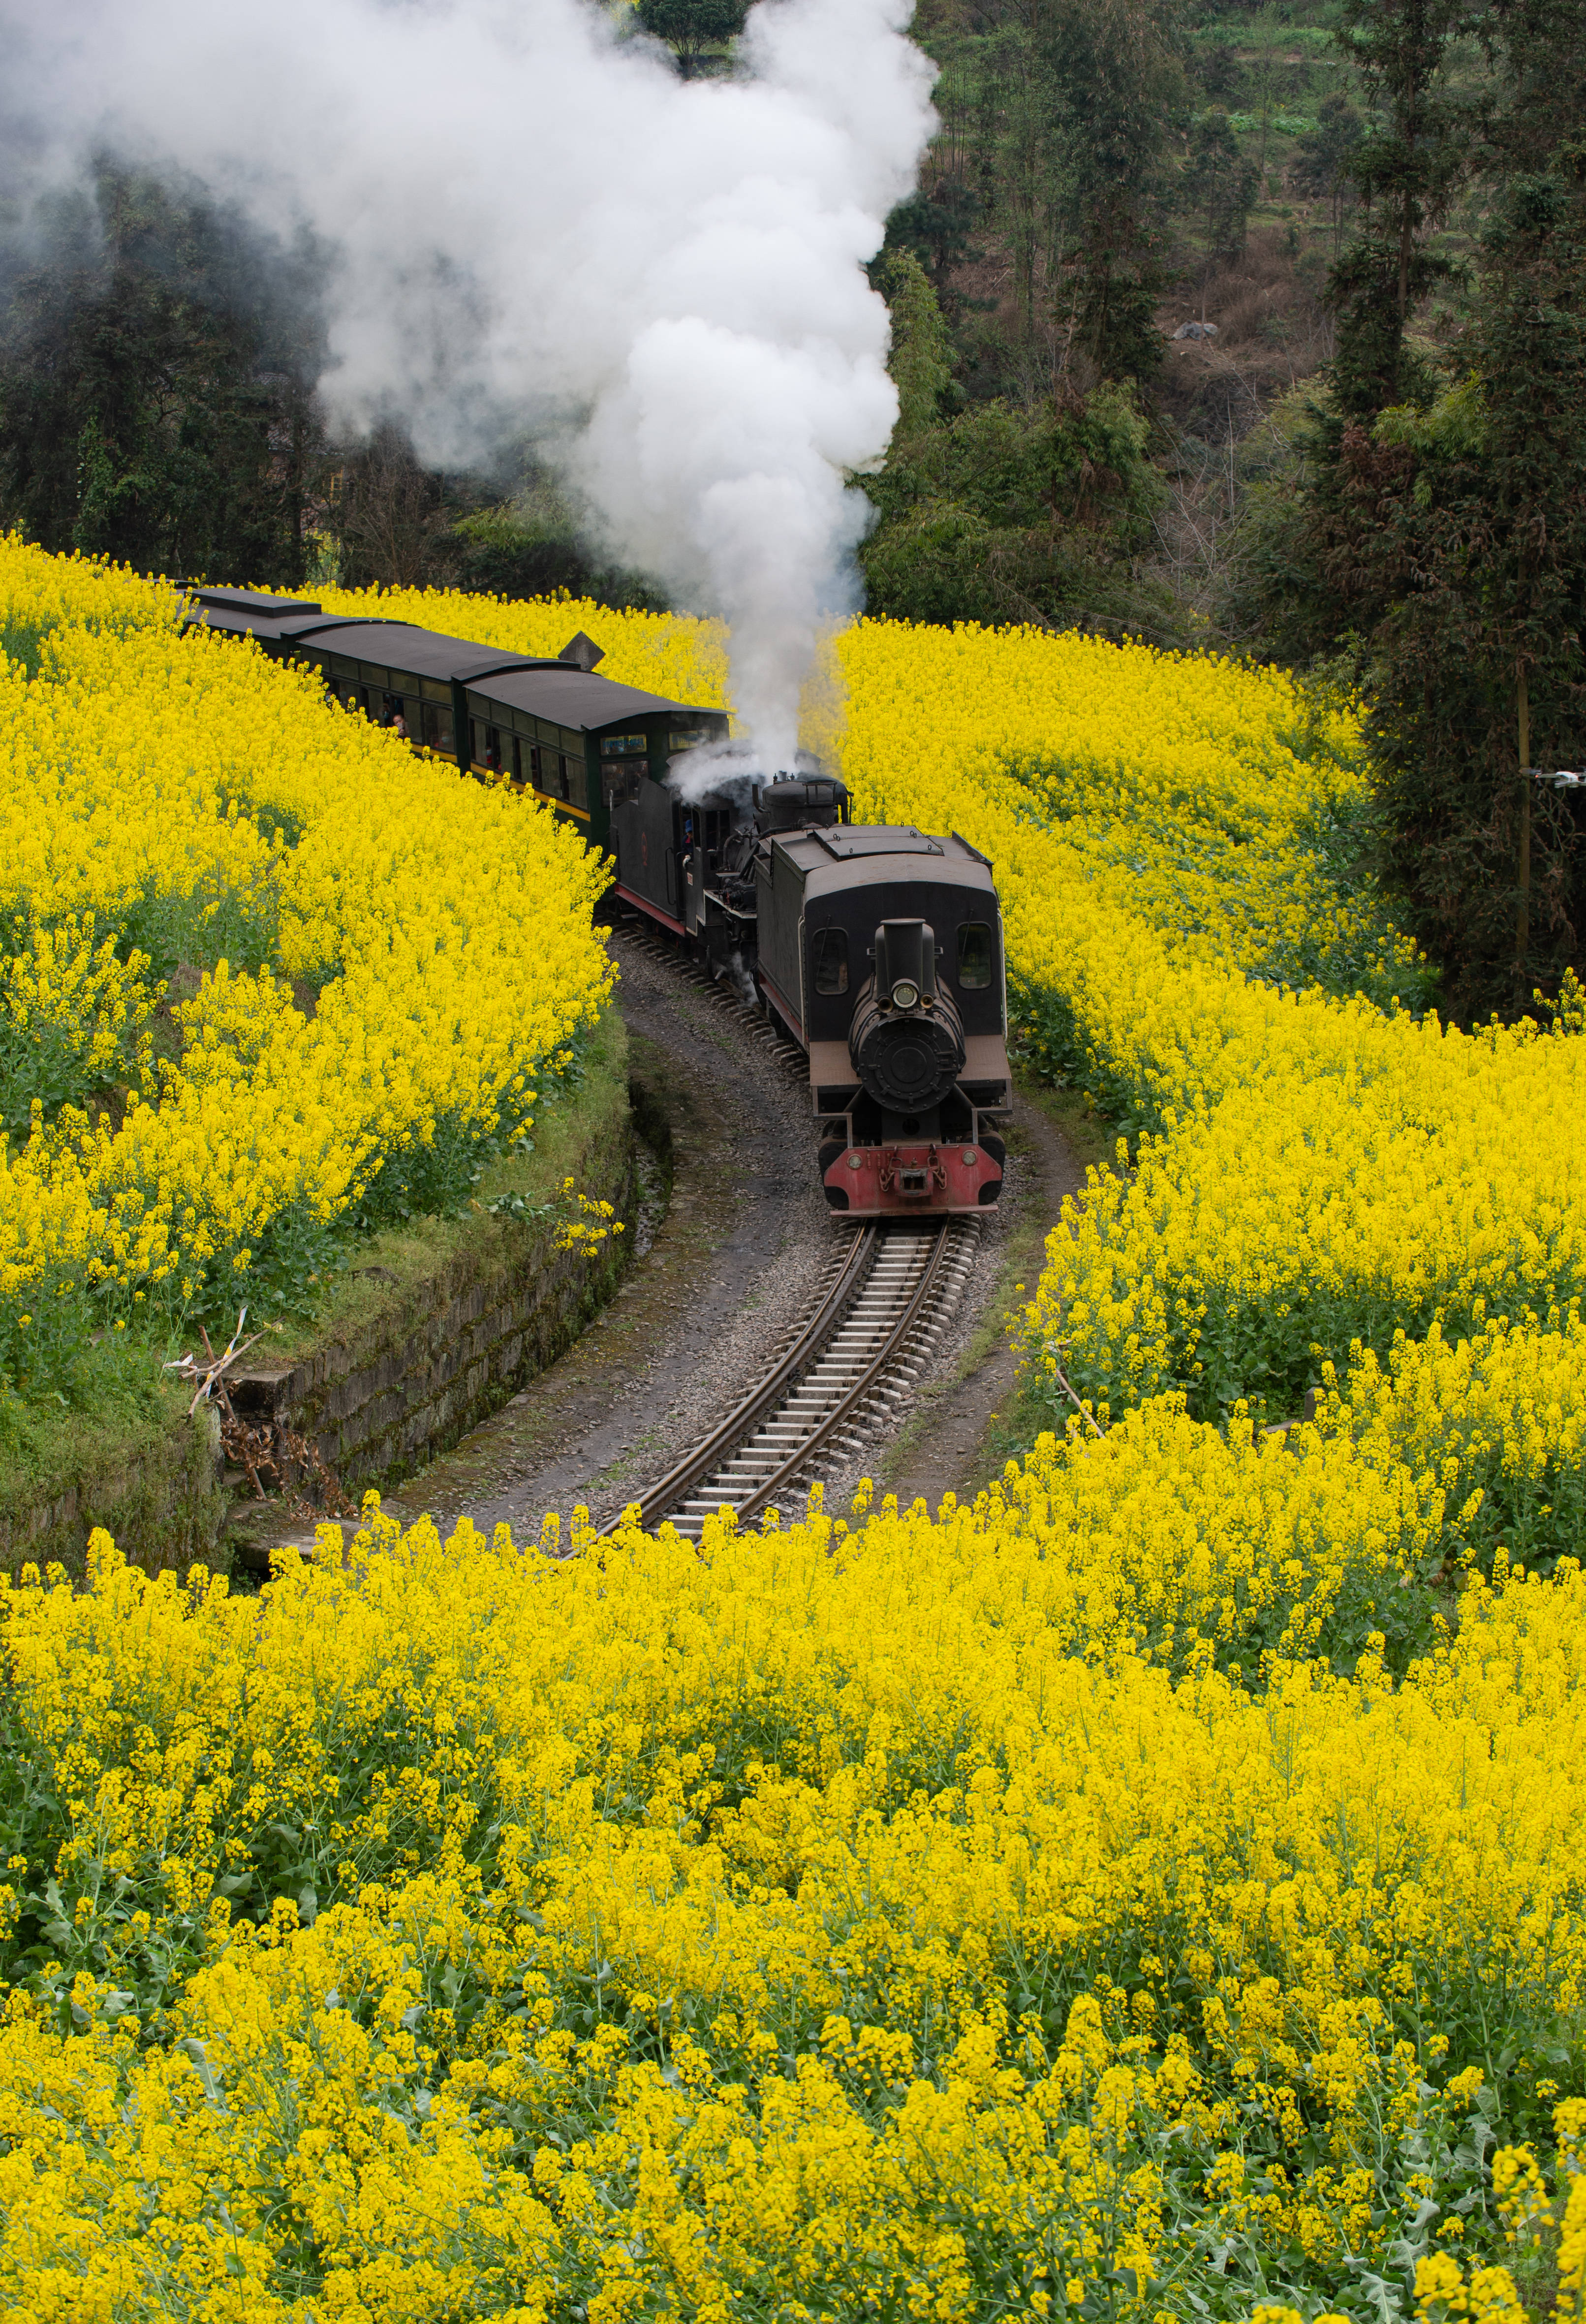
[1213,0,1586,1015]
[0,165,323,585]
[0,172,663,607]
[1350,155,1586,1016]
[859,260,1177,638]
[632,0,748,76]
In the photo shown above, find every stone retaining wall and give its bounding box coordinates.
[2,1022,636,1579]
[0,1407,225,1579]
[228,1146,635,1514]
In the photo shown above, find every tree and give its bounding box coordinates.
[883,182,986,301]
[435,466,669,608]
[1472,0,1586,191]
[1327,0,1470,418]
[633,0,748,78]
[1039,0,1186,390]
[1291,95,1364,255]
[1184,109,1261,281]
[334,425,450,589]
[0,162,325,581]
[857,375,1179,639]
[1214,387,1355,662]
[1348,145,1586,1015]
[878,252,956,445]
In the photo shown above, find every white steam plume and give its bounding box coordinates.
[4,0,936,769]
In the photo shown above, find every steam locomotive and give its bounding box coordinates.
[189,585,1010,1216]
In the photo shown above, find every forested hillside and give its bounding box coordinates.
[1,0,1584,1013]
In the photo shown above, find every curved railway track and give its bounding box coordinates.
[610,919,984,1539]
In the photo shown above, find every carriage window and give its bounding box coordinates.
[421,699,454,754]
[957,923,994,989]
[812,927,849,995]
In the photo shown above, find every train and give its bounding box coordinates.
[190,585,1010,1216]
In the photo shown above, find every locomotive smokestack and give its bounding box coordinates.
[849,919,964,1112]
[872,918,936,1007]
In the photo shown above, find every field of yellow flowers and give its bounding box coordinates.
[826,620,1586,1433]
[2,1491,1581,2321]
[0,542,613,1402]
[2,576,1583,2319]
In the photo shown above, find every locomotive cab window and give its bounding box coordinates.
[812,927,848,994]
[603,760,645,807]
[957,922,994,989]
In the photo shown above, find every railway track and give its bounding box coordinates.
[610,918,984,1539]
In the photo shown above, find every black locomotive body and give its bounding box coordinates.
[189,585,1010,1217]
[613,768,1010,1217]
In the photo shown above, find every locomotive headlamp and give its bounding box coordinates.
[890,977,920,1010]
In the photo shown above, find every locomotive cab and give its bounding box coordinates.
[677,773,851,963]
[752,823,1011,1217]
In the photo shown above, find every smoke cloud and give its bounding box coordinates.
[4,0,936,768]
[664,736,822,806]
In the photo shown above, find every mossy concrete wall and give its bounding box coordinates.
[0,1404,225,1580]
[0,1013,636,1579]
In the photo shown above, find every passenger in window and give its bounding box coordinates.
[391,703,408,740]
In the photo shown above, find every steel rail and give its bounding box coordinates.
[731,1220,952,1526]
[619,1221,879,1535]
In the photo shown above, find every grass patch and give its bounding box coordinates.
[0,1364,225,1580]
[0,1352,185,1502]
[1018,1074,1120,1178]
